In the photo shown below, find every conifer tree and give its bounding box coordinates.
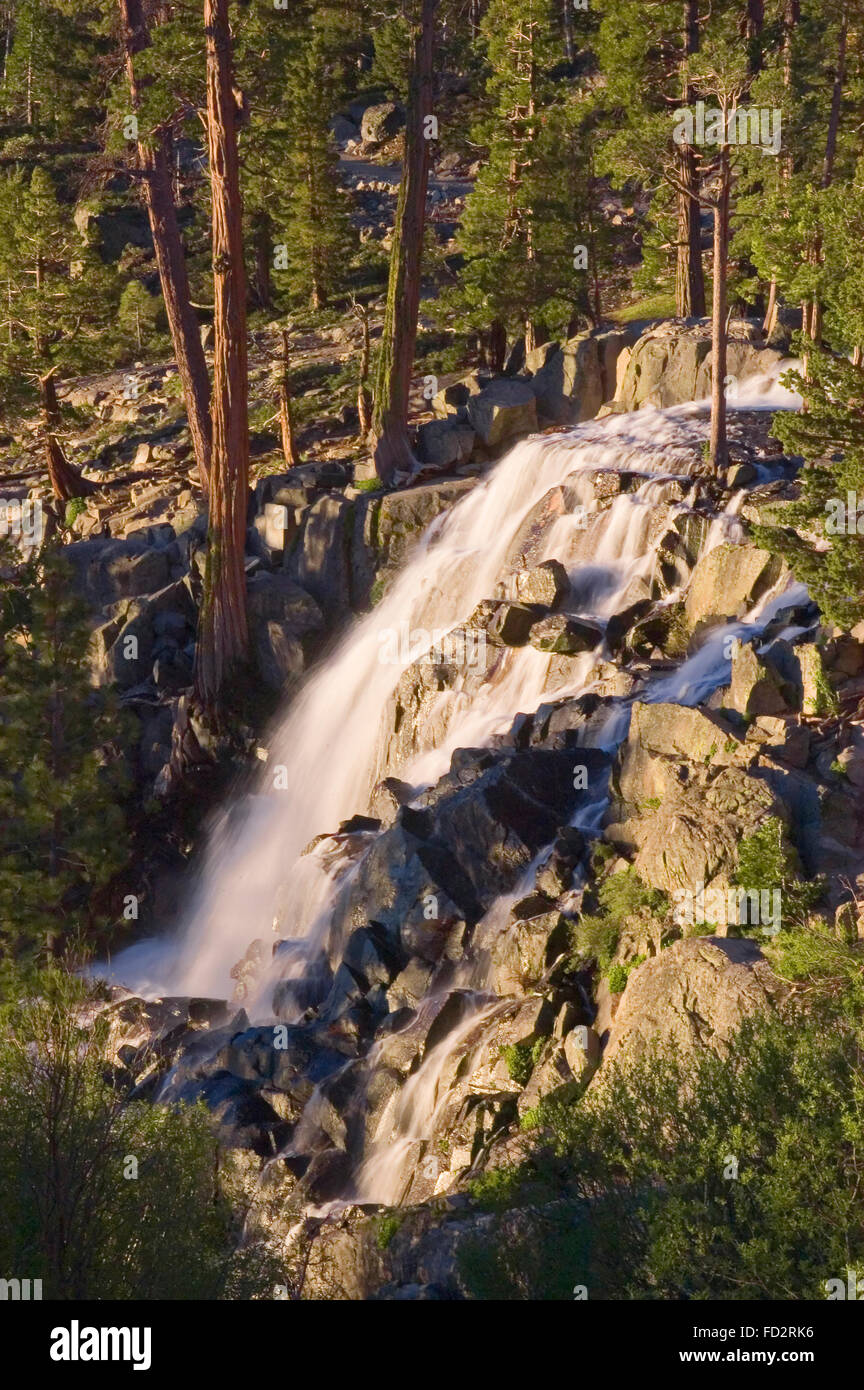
[192,0,250,726]
[0,168,115,501]
[754,346,864,630]
[447,0,598,361]
[371,0,438,481]
[0,544,130,963]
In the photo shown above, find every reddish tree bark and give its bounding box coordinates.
[709,143,731,472]
[371,0,437,481]
[118,0,212,495]
[193,0,250,722]
[675,0,705,319]
[278,329,301,466]
[40,372,95,504]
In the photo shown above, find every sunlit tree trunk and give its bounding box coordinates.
[40,371,94,504]
[193,0,250,723]
[119,0,212,494]
[371,0,437,481]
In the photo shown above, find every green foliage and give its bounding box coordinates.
[753,348,864,630]
[571,867,669,975]
[734,816,824,929]
[468,1003,864,1299]
[0,968,272,1299]
[0,543,132,963]
[606,956,644,994]
[440,0,608,343]
[500,1036,546,1087]
[375,1212,404,1250]
[467,1165,525,1214]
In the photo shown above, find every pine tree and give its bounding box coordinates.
[594,0,706,318]
[443,0,601,362]
[754,346,864,630]
[0,167,117,500]
[0,544,131,963]
[371,0,438,481]
[192,0,250,727]
[279,33,356,311]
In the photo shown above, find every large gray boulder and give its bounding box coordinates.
[374,478,477,581]
[529,332,603,424]
[360,102,404,144]
[605,701,787,894]
[284,494,352,621]
[684,543,786,633]
[600,936,788,1067]
[417,414,476,469]
[616,319,783,411]
[467,379,537,448]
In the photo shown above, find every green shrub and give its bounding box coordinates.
[0,970,274,1299]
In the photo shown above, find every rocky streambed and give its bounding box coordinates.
[77,333,862,1299]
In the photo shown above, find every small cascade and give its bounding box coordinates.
[109,372,800,1027]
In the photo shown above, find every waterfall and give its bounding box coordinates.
[108,370,801,1008]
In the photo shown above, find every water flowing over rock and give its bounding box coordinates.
[106,368,846,1254]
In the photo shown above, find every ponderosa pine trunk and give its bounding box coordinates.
[193,0,249,722]
[370,0,437,482]
[278,329,301,466]
[675,0,705,319]
[40,371,95,504]
[709,143,731,472]
[251,211,273,310]
[118,0,212,495]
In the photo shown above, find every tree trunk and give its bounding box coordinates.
[118,0,212,495]
[746,0,764,72]
[675,0,705,318]
[251,210,273,309]
[709,146,730,472]
[822,8,847,189]
[762,276,777,334]
[371,0,437,482]
[193,0,250,723]
[487,319,506,373]
[40,372,95,504]
[278,329,301,466]
[354,301,373,437]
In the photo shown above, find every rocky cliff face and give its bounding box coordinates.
[76,320,863,1299]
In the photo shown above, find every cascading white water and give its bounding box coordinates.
[109,370,801,1006]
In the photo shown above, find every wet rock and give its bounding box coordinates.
[528,613,601,655]
[511,558,569,607]
[474,907,570,995]
[375,479,477,578]
[727,642,796,717]
[616,319,782,411]
[684,543,786,633]
[469,598,537,646]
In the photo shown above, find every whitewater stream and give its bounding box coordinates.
[107,371,806,1205]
